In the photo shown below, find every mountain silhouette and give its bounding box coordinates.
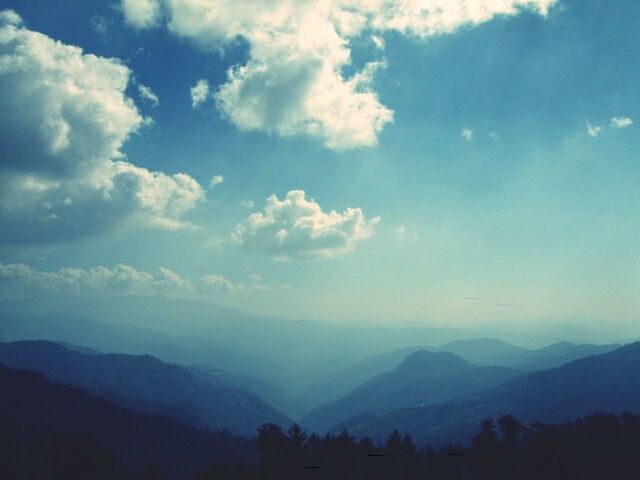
[0,363,254,479]
[302,350,520,433]
[336,342,640,446]
[0,341,290,435]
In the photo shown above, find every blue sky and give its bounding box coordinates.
[0,0,638,331]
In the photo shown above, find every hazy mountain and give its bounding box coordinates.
[0,341,290,435]
[336,342,640,446]
[302,350,520,433]
[299,339,619,412]
[0,364,254,479]
[438,338,620,369]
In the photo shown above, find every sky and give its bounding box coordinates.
[0,0,638,332]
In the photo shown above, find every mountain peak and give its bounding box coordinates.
[397,350,472,373]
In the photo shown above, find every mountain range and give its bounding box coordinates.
[335,342,640,446]
[0,341,290,435]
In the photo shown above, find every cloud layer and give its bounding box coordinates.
[121,0,557,150]
[0,262,271,299]
[0,11,203,244]
[232,190,380,259]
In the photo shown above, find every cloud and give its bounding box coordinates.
[395,224,418,242]
[209,175,224,187]
[586,120,602,138]
[138,84,159,107]
[197,274,244,294]
[232,190,380,259]
[461,128,474,141]
[120,0,557,150]
[611,116,633,129]
[90,15,108,37]
[0,262,189,299]
[190,79,211,108]
[0,10,203,245]
[0,261,280,300]
[121,0,162,28]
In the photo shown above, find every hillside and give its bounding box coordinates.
[336,342,640,446]
[302,350,520,433]
[0,341,290,435]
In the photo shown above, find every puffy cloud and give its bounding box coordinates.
[0,261,277,299]
[0,262,189,299]
[209,175,224,187]
[461,127,474,141]
[121,0,557,150]
[0,11,203,245]
[138,84,159,107]
[121,0,162,29]
[611,116,633,129]
[232,190,380,259]
[190,79,211,108]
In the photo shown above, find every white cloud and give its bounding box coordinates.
[0,262,189,298]
[138,84,159,107]
[190,79,211,108]
[209,175,224,187]
[0,261,281,300]
[232,190,380,260]
[461,128,474,141]
[241,200,255,209]
[120,0,557,150]
[586,120,602,138]
[611,116,633,129]
[488,131,500,141]
[121,0,161,28]
[198,274,244,294]
[371,34,385,49]
[0,10,203,245]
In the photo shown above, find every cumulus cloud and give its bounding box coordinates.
[0,261,278,300]
[190,79,211,108]
[232,190,380,260]
[209,175,224,187]
[0,262,189,299]
[138,84,159,107]
[121,0,557,150]
[121,0,162,28]
[0,11,203,245]
[611,116,633,129]
[461,127,474,141]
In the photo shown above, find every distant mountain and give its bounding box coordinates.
[295,346,426,410]
[437,338,529,366]
[438,338,620,370]
[0,341,290,435]
[336,342,640,446]
[298,339,619,412]
[302,350,520,433]
[0,364,254,479]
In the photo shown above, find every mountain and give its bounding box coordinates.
[295,346,426,410]
[0,341,290,435]
[436,338,529,366]
[0,364,254,479]
[298,339,619,412]
[302,350,520,433]
[336,342,640,446]
[438,338,620,370]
